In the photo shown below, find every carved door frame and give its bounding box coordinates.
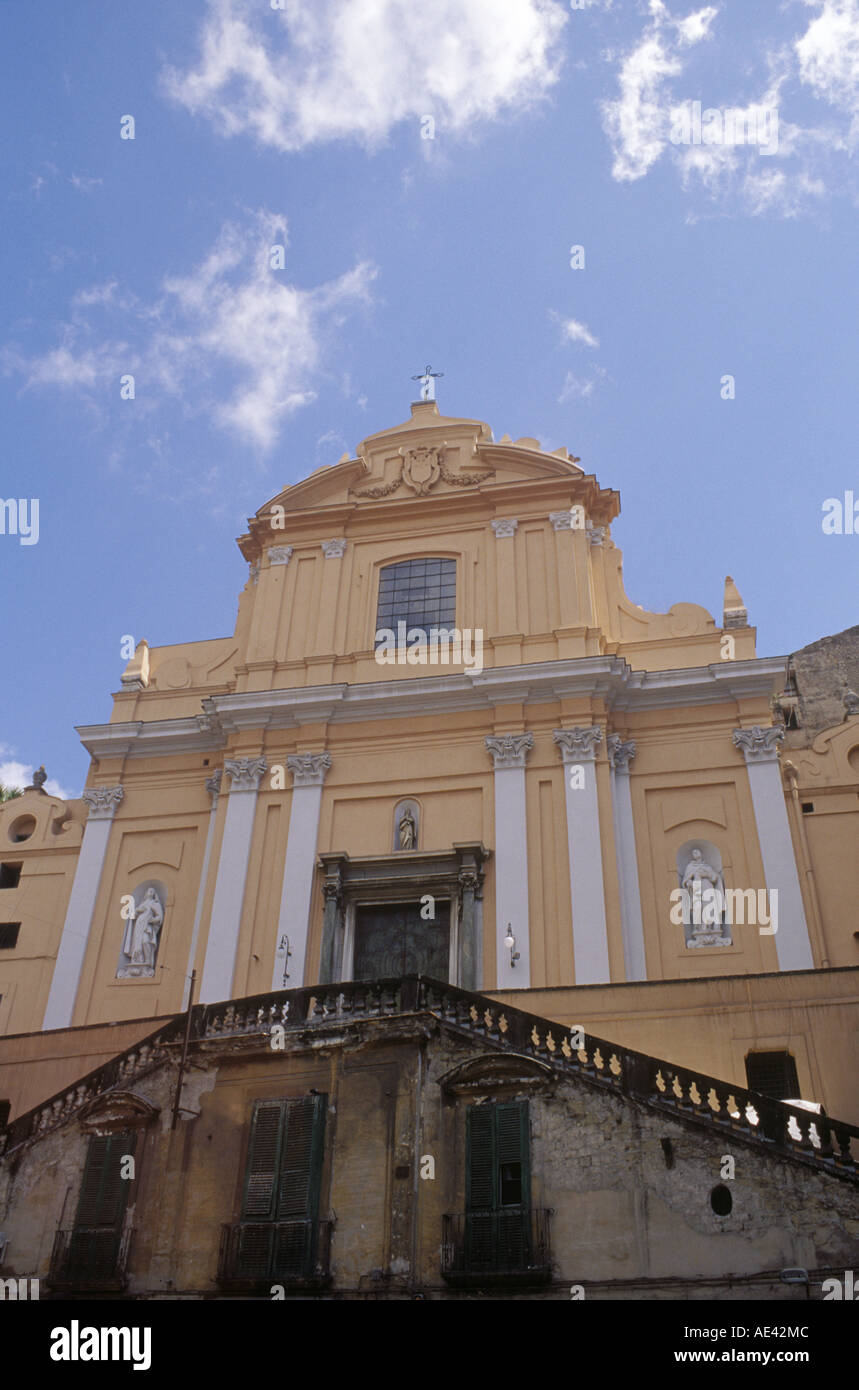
[317,843,489,989]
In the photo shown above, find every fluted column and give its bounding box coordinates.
[43,786,124,1030]
[554,727,610,984]
[200,757,267,1003]
[732,726,813,970]
[485,733,533,988]
[607,736,647,981]
[272,753,332,989]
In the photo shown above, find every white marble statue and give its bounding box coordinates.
[119,887,164,976]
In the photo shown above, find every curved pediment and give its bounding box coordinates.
[438,1052,554,1097]
[245,402,594,539]
[78,1090,160,1134]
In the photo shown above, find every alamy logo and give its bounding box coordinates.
[670,101,778,153]
[669,885,778,935]
[0,498,39,545]
[0,1276,39,1299]
[50,1320,152,1371]
[822,1270,859,1300]
[375,623,484,674]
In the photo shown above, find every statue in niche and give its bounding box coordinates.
[681,849,730,947]
[398,808,417,851]
[118,887,164,977]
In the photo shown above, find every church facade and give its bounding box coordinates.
[0,399,857,1297]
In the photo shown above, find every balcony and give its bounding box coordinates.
[47,1225,133,1292]
[217,1220,332,1290]
[442,1208,552,1287]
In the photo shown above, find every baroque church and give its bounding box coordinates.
[1,398,857,1299]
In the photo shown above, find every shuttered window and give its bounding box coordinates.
[465,1101,531,1271]
[466,1101,530,1211]
[236,1096,326,1281]
[75,1132,136,1229]
[65,1131,136,1284]
[241,1095,326,1223]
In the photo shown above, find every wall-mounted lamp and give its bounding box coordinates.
[278,934,292,987]
[504,924,520,968]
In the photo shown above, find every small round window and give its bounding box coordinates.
[710,1184,733,1216]
[9,815,36,843]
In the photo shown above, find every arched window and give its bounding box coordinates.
[375,558,456,644]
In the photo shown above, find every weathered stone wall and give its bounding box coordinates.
[2,1019,857,1299]
[791,625,859,741]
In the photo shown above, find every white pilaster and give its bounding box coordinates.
[200,757,267,1003]
[272,753,332,990]
[485,733,533,988]
[607,736,647,981]
[183,772,222,1007]
[554,727,610,985]
[43,786,124,1030]
[732,726,814,971]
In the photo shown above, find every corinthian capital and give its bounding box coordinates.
[287,752,332,787]
[553,726,602,764]
[82,786,124,821]
[225,757,268,792]
[732,725,785,764]
[485,733,534,769]
[607,735,637,772]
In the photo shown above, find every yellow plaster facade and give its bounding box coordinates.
[1,402,857,1124]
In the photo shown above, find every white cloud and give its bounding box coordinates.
[601,4,717,181]
[163,0,569,152]
[558,365,609,401]
[796,0,859,132]
[551,310,599,347]
[4,211,377,452]
[69,173,103,193]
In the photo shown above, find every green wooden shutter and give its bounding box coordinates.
[466,1104,496,1211]
[496,1101,530,1209]
[242,1101,284,1220]
[466,1102,531,1271]
[75,1132,136,1228]
[277,1094,326,1219]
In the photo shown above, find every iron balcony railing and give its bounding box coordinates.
[442,1208,552,1286]
[217,1219,332,1289]
[47,1225,133,1291]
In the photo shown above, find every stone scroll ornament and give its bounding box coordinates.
[486,733,534,769]
[553,727,602,763]
[732,725,785,762]
[225,757,268,791]
[287,753,332,787]
[82,786,124,820]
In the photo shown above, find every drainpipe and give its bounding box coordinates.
[410,1036,425,1295]
[782,764,829,967]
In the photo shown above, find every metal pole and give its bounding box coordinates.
[171,969,196,1132]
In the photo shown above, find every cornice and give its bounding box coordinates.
[76,657,785,758]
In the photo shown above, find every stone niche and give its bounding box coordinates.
[116,880,168,979]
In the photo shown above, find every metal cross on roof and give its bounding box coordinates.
[411,364,443,403]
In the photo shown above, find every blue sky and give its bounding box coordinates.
[1,0,857,796]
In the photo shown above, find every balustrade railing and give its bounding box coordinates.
[4,975,857,1180]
